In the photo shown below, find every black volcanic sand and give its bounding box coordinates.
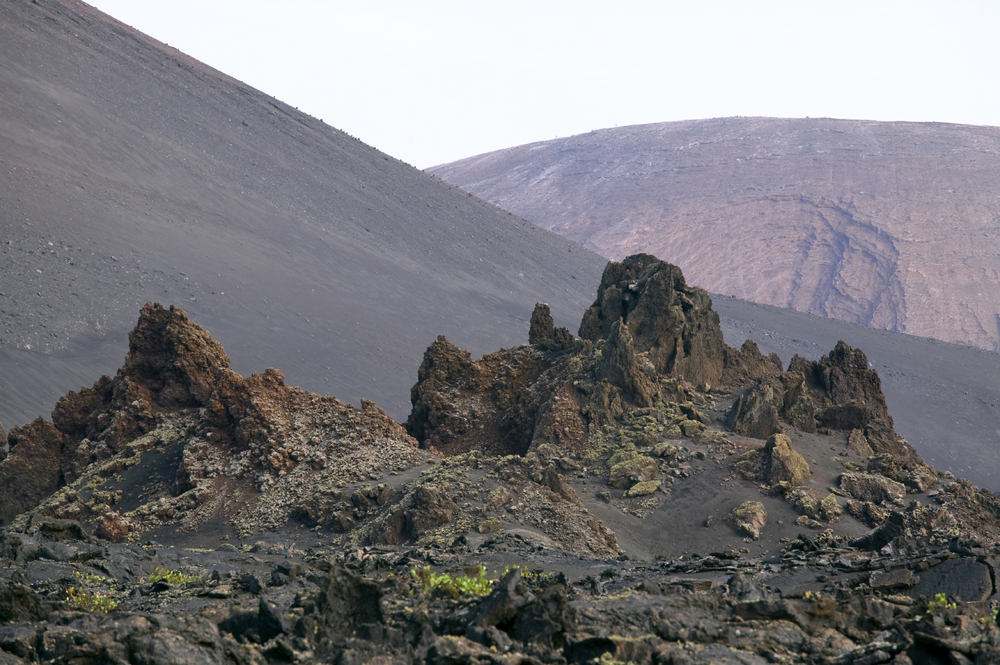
[714,295,1000,491]
[0,0,605,427]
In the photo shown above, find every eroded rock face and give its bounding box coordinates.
[407,256,738,463]
[0,419,69,524]
[840,472,906,505]
[721,339,784,388]
[1,304,238,525]
[596,319,658,408]
[579,255,726,388]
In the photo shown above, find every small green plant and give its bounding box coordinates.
[927,593,957,612]
[149,567,200,586]
[66,587,117,613]
[497,564,536,580]
[410,565,493,599]
[980,608,999,626]
[65,571,118,613]
[74,571,110,586]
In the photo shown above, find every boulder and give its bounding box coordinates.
[732,501,768,540]
[839,472,906,505]
[608,454,659,490]
[763,433,810,487]
[847,429,874,458]
[307,567,383,645]
[728,372,818,439]
[728,380,782,440]
[785,488,843,523]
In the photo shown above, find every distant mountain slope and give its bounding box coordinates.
[0,0,606,426]
[431,117,1000,352]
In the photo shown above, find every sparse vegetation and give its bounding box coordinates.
[149,567,201,586]
[410,565,493,598]
[65,571,118,614]
[927,593,957,612]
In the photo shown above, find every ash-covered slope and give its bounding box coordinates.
[431,117,1000,352]
[0,0,605,427]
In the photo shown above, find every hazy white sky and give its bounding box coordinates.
[88,0,1000,168]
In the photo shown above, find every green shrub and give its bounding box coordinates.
[410,565,493,598]
[149,567,200,586]
[65,572,118,614]
[927,593,956,611]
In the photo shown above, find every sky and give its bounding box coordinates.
[88,0,1000,169]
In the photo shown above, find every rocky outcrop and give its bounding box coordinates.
[734,433,811,489]
[0,303,420,538]
[729,341,924,470]
[579,255,725,388]
[405,337,551,456]
[721,339,784,388]
[406,257,734,461]
[789,342,891,428]
[529,303,574,351]
[0,419,70,525]
[1,304,238,525]
[839,472,906,505]
[763,433,811,486]
[848,428,874,458]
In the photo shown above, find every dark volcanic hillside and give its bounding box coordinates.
[431,117,1000,353]
[0,0,605,426]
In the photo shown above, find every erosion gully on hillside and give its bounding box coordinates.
[3,255,1000,664]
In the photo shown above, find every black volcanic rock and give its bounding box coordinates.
[407,256,730,460]
[8,252,1000,665]
[1,304,241,524]
[0,418,70,525]
[596,319,658,408]
[0,304,420,534]
[406,336,550,457]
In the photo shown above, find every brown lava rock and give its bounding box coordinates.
[529,302,575,351]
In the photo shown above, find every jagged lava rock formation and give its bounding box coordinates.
[431,117,1000,352]
[0,303,420,540]
[5,255,1000,663]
